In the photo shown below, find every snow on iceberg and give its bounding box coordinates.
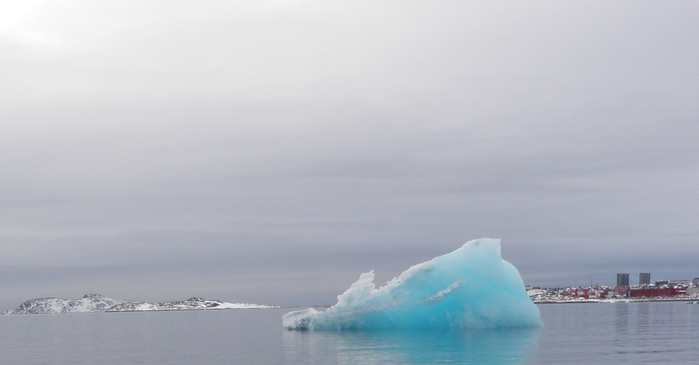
[283,238,542,330]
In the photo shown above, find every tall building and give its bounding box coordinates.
[617,273,630,287]
[639,273,651,286]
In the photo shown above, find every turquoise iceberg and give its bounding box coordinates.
[283,238,542,330]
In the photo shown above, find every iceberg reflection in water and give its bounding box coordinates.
[283,327,540,365]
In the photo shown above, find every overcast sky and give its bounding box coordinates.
[1,1,698,310]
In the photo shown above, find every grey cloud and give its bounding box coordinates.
[1,1,698,309]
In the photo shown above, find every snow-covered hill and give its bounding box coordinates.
[107,297,278,312]
[2,294,120,315]
[2,294,278,315]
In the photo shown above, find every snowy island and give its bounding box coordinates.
[2,294,278,315]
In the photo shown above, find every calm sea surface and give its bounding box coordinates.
[1,302,697,364]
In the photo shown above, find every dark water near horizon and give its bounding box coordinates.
[0,302,697,364]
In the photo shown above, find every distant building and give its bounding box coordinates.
[630,287,685,298]
[690,278,699,296]
[639,273,651,286]
[617,273,630,287]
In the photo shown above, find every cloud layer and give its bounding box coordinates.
[1,1,698,308]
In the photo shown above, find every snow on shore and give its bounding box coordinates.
[2,294,278,315]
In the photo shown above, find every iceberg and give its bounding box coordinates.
[283,238,542,330]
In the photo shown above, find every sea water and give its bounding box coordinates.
[0,302,697,364]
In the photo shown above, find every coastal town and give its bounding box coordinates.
[527,273,699,304]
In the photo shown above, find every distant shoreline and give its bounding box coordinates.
[535,298,699,304]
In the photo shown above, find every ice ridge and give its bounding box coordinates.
[283,238,542,330]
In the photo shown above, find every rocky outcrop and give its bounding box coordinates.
[2,294,119,315]
[2,294,278,315]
